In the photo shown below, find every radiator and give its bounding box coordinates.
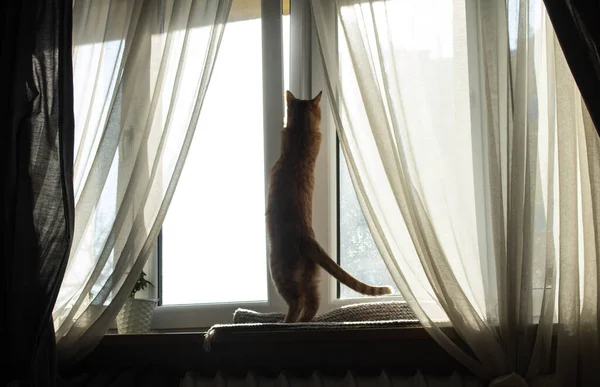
[181,371,483,387]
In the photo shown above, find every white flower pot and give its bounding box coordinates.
[116,298,157,334]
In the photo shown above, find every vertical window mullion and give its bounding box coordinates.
[290,0,312,98]
[261,0,287,312]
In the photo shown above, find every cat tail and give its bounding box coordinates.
[301,236,393,296]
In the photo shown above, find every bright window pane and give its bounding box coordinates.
[162,1,290,306]
[161,1,292,305]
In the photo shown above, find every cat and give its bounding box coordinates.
[266,90,393,323]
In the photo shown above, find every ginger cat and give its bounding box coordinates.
[266,90,392,323]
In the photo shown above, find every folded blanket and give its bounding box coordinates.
[203,301,420,351]
[233,301,418,324]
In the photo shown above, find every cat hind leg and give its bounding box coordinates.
[298,282,319,322]
[283,294,303,323]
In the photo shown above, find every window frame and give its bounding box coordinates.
[149,0,407,331]
[150,0,289,330]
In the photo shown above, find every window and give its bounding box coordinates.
[142,0,552,330]
[152,0,406,330]
[160,0,271,306]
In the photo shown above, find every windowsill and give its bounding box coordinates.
[71,325,467,377]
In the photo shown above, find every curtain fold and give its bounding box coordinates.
[310,0,600,385]
[1,0,75,385]
[53,0,232,366]
[542,0,600,135]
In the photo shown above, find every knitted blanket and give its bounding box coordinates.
[233,300,418,323]
[203,301,420,351]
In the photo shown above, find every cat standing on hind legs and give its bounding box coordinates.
[266,90,392,323]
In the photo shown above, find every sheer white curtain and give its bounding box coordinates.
[53,0,232,364]
[311,0,600,385]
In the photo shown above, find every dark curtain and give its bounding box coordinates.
[1,0,74,386]
[543,0,600,134]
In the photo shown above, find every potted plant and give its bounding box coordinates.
[116,270,157,334]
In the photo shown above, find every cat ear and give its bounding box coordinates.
[286,90,297,103]
[312,91,323,105]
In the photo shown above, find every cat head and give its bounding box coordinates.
[285,90,322,129]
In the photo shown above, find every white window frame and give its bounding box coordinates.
[148,0,407,331]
